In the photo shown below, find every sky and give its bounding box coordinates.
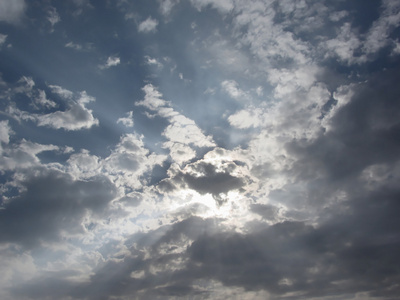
[0,0,400,299]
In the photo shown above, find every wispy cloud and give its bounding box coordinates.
[138,17,158,33]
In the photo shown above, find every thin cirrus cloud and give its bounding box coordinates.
[0,1,400,300]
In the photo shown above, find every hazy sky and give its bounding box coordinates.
[1,0,400,299]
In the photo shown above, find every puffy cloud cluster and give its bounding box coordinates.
[1,0,400,299]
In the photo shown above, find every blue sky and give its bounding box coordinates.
[1,0,400,299]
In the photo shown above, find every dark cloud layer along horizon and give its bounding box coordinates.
[1,0,400,299]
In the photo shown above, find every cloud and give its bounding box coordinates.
[36,91,99,130]
[190,0,234,14]
[4,81,99,131]
[2,1,400,299]
[159,160,246,198]
[117,111,134,127]
[137,84,215,164]
[363,0,400,55]
[67,149,101,180]
[0,33,7,47]
[0,0,26,24]
[221,80,248,101]
[104,133,166,189]
[0,168,117,248]
[144,55,163,68]
[138,17,158,33]
[0,138,59,171]
[323,22,362,64]
[47,6,60,29]
[158,148,250,207]
[0,120,12,146]
[65,41,83,50]
[159,0,180,16]
[99,56,121,69]
[64,41,94,52]
[32,90,57,109]
[48,84,74,99]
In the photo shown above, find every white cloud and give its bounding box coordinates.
[36,91,99,131]
[163,114,215,147]
[67,149,101,179]
[104,133,166,189]
[221,80,248,100]
[137,84,215,164]
[0,139,59,171]
[117,111,134,127]
[0,0,26,24]
[48,84,74,99]
[227,106,265,129]
[136,83,169,110]
[99,56,121,69]
[162,141,196,165]
[6,83,99,131]
[138,17,159,33]
[144,56,163,68]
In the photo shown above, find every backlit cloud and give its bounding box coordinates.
[1,1,400,299]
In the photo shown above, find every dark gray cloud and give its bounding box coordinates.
[13,194,400,299]
[158,160,247,205]
[0,168,117,248]
[288,67,400,182]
